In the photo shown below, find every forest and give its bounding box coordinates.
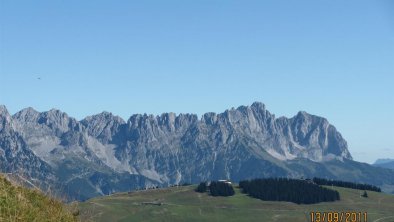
[312,177,381,192]
[239,178,340,204]
[195,181,235,196]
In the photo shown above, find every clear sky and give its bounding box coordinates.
[1,0,393,163]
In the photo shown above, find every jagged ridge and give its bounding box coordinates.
[1,102,393,200]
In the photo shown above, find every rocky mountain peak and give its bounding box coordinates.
[45,108,68,118]
[157,112,177,131]
[0,105,12,131]
[251,101,266,110]
[82,111,125,125]
[12,107,84,138]
[296,110,308,117]
[81,111,125,143]
[0,105,9,115]
[202,112,217,125]
[13,107,40,122]
[39,109,81,133]
[3,103,393,200]
[292,111,329,128]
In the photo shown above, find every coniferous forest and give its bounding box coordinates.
[239,178,340,204]
[195,181,235,197]
[196,182,207,193]
[209,181,235,196]
[312,178,381,192]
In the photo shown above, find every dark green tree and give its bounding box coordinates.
[239,178,340,204]
[209,181,235,196]
[195,182,207,193]
[362,190,368,198]
[312,178,381,192]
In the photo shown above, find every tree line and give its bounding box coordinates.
[312,177,381,192]
[195,181,235,196]
[239,178,340,204]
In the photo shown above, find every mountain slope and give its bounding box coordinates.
[1,102,393,200]
[10,107,156,200]
[373,159,394,170]
[78,184,394,222]
[0,174,77,222]
[0,106,56,190]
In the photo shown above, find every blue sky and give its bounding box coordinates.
[1,0,393,163]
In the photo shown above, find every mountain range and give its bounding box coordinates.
[373,159,394,170]
[1,102,393,200]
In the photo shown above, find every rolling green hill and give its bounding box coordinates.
[78,185,394,222]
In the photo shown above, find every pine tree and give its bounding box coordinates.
[362,190,368,198]
[312,177,381,192]
[195,182,207,193]
[239,178,340,204]
[208,181,235,196]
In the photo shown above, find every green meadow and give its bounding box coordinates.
[78,185,394,222]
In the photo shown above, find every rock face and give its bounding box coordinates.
[106,102,352,184]
[0,106,55,189]
[0,107,153,200]
[0,102,393,200]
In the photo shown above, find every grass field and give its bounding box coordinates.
[78,185,394,222]
[0,175,78,222]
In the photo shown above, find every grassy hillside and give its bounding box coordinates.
[0,175,78,222]
[79,184,394,222]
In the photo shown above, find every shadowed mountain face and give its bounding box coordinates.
[0,106,50,176]
[0,106,56,191]
[1,102,393,200]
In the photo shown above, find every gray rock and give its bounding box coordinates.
[0,106,56,191]
[1,102,393,200]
